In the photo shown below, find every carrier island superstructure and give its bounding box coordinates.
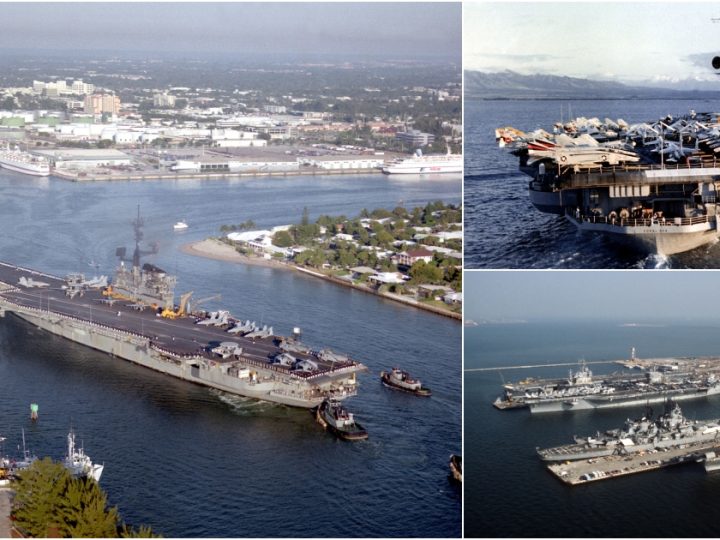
[0,213,366,408]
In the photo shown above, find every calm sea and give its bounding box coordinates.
[466,320,720,537]
[0,171,462,537]
[464,98,720,268]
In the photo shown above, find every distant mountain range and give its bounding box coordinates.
[465,70,720,100]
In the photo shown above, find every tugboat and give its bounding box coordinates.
[380,367,432,396]
[449,454,462,483]
[315,399,368,441]
[64,430,104,482]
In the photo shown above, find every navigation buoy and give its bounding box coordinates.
[30,403,39,421]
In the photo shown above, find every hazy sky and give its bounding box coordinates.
[465,271,720,323]
[464,2,720,83]
[1,2,461,59]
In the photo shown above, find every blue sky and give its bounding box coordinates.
[465,271,718,323]
[464,2,720,83]
[1,2,461,59]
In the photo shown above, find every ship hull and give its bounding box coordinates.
[7,310,330,408]
[567,215,717,256]
[0,160,50,177]
[383,165,462,174]
[529,386,720,413]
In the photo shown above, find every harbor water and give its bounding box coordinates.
[464,98,720,269]
[466,320,720,537]
[0,171,461,537]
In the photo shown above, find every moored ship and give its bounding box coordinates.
[496,111,720,255]
[537,401,720,462]
[64,430,103,482]
[382,150,462,174]
[0,145,50,177]
[494,360,720,413]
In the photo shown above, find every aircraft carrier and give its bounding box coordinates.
[494,360,720,413]
[0,212,366,408]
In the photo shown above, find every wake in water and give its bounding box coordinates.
[639,253,670,269]
[210,389,287,417]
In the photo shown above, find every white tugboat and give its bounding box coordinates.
[380,367,432,396]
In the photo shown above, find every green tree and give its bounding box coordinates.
[56,477,119,538]
[13,458,72,537]
[408,260,443,284]
[120,524,162,538]
[12,459,159,539]
[273,230,294,247]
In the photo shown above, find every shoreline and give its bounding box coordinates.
[181,239,461,321]
[52,168,393,182]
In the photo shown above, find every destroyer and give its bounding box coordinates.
[0,211,366,409]
[537,401,720,461]
[496,111,720,255]
[494,360,720,413]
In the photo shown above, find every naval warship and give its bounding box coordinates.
[494,360,720,413]
[537,401,720,462]
[0,211,365,408]
[496,111,720,255]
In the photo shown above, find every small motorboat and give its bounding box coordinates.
[315,399,368,441]
[380,367,432,396]
[173,220,188,230]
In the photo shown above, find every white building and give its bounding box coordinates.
[302,155,384,170]
[210,129,266,148]
[71,80,95,95]
[153,93,176,108]
[30,148,133,170]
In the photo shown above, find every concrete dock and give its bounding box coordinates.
[547,441,720,485]
[0,488,13,538]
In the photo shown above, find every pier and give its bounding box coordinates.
[547,441,720,486]
[466,360,619,372]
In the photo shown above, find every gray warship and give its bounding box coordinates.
[494,360,720,413]
[537,401,720,462]
[0,210,366,408]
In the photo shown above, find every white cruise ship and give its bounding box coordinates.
[0,145,51,176]
[382,150,463,174]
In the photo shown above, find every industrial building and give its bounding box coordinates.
[29,148,133,170]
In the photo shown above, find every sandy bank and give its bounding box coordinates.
[181,239,289,269]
